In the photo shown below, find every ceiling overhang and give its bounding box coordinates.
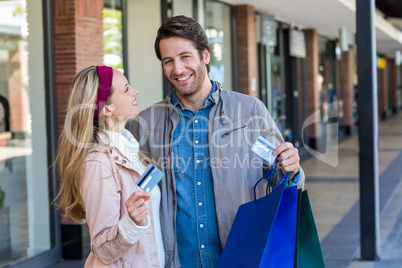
[376,0,402,19]
[222,0,402,55]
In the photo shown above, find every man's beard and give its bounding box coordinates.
[170,62,207,98]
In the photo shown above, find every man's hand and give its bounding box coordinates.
[125,191,151,226]
[273,142,300,179]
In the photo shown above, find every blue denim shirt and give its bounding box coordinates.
[171,81,222,268]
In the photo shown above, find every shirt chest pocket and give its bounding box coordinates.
[220,124,248,138]
[217,123,250,149]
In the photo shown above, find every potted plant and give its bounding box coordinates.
[0,185,5,209]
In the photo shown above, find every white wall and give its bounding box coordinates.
[127,0,164,112]
[173,0,193,17]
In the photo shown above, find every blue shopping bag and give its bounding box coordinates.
[264,181,298,267]
[219,158,298,268]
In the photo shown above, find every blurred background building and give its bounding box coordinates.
[0,0,401,267]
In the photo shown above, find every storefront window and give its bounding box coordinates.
[0,0,51,266]
[318,36,331,123]
[205,1,233,90]
[271,53,283,124]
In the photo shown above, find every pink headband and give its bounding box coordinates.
[94,66,113,118]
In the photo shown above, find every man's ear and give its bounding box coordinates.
[203,49,211,65]
[100,104,113,117]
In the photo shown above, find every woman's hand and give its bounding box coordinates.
[125,191,151,226]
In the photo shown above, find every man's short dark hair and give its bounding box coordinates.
[155,15,211,73]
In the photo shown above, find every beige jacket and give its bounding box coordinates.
[80,146,159,267]
[131,83,305,267]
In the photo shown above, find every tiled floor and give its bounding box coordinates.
[305,112,402,267]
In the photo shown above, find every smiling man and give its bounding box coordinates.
[158,35,211,112]
[130,15,305,268]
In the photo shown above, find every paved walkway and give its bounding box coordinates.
[46,111,402,268]
[303,111,402,267]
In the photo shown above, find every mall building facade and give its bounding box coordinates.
[0,0,401,267]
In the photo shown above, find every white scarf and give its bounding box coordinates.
[98,129,147,175]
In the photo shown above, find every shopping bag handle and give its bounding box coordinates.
[267,172,290,195]
[253,156,289,203]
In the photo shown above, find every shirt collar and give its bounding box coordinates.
[171,80,217,111]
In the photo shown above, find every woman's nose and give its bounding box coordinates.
[131,86,138,96]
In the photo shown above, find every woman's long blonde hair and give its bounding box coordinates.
[55,66,108,222]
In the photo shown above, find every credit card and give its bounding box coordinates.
[251,136,277,164]
[136,164,164,192]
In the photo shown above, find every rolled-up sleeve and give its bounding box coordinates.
[256,100,305,190]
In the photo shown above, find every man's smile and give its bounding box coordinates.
[176,74,192,82]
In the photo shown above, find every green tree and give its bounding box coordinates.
[103,8,124,72]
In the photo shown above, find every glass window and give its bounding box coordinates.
[271,53,283,124]
[318,36,332,124]
[205,1,233,90]
[0,0,51,267]
[103,0,124,73]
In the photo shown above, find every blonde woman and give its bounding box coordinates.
[56,66,164,267]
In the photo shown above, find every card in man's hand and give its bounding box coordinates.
[251,136,277,165]
[136,164,164,192]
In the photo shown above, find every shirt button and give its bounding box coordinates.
[200,224,204,228]
[114,156,118,160]
[198,202,202,206]
[197,182,201,185]
[195,140,199,144]
[201,245,205,249]
[196,160,200,164]
[194,119,199,123]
